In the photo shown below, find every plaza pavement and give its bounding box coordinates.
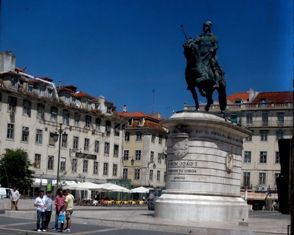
[1,206,291,235]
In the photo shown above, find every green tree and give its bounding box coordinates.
[0,149,34,192]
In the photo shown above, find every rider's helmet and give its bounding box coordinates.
[203,20,212,33]
[203,20,212,27]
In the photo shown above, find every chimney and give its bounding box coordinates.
[0,51,16,73]
[97,96,107,113]
[248,88,258,102]
[122,105,127,112]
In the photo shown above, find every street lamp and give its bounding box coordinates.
[52,123,67,189]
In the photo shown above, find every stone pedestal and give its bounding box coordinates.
[155,111,251,224]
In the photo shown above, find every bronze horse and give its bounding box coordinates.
[183,39,227,112]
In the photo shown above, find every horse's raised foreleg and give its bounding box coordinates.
[189,87,199,110]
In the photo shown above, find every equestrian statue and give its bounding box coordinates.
[182,21,227,113]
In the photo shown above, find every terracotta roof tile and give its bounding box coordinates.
[252,91,292,104]
[118,112,160,122]
[227,92,249,103]
[73,92,95,100]
[58,87,74,93]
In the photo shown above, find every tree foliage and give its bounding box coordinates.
[0,148,34,192]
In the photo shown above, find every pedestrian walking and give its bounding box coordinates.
[10,187,20,210]
[64,189,74,232]
[34,190,46,232]
[54,188,65,230]
[44,191,53,230]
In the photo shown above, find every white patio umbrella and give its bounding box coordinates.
[63,182,101,190]
[96,183,130,193]
[131,186,150,193]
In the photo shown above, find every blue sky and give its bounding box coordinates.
[0,0,292,117]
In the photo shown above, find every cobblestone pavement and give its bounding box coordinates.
[0,207,291,235]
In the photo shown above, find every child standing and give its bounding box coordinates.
[57,207,65,232]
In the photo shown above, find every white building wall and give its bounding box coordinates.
[0,89,124,186]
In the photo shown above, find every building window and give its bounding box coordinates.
[93,161,98,175]
[7,123,14,139]
[275,152,280,164]
[72,159,77,173]
[106,121,111,136]
[113,145,119,158]
[277,112,284,125]
[123,150,129,160]
[149,169,153,181]
[37,103,45,119]
[94,141,99,153]
[164,172,167,182]
[260,130,268,141]
[85,115,91,128]
[276,130,284,140]
[35,129,43,144]
[150,151,154,162]
[62,109,70,125]
[23,100,31,117]
[74,112,80,126]
[21,126,29,142]
[157,170,160,181]
[123,168,128,179]
[243,172,250,188]
[275,173,280,186]
[230,114,238,124]
[83,160,88,173]
[103,163,108,176]
[136,132,142,141]
[113,164,118,176]
[50,107,58,122]
[48,155,54,170]
[125,132,130,141]
[135,150,141,160]
[245,135,252,141]
[104,142,110,156]
[244,151,251,163]
[158,153,162,164]
[49,132,57,146]
[61,134,67,148]
[73,136,79,150]
[259,172,266,185]
[246,113,252,124]
[8,96,17,112]
[84,138,90,151]
[34,154,41,169]
[134,169,140,180]
[95,118,101,130]
[60,157,66,171]
[262,111,268,126]
[159,135,162,144]
[114,123,120,136]
[151,135,156,143]
[259,151,267,163]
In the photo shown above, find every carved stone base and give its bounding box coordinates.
[155,193,248,224]
[155,111,251,224]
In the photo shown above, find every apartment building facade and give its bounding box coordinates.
[0,52,125,189]
[186,89,293,192]
[118,111,167,188]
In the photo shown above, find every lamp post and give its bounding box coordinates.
[54,123,64,189]
[55,124,70,189]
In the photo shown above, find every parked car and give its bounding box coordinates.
[0,187,11,199]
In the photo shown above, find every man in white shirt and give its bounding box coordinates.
[34,190,46,232]
[10,187,20,210]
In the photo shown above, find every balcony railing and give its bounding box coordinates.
[242,120,293,128]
